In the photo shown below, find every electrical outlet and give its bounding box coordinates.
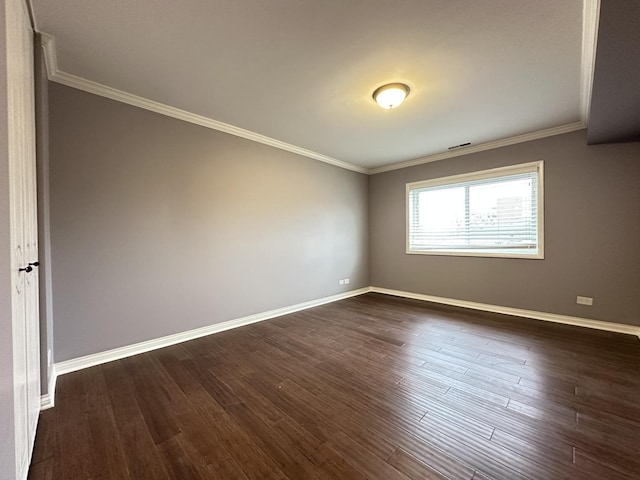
[344,278,350,285]
[339,279,345,285]
[576,296,593,306]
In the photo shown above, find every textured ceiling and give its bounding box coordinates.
[31,0,586,170]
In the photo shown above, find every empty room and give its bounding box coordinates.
[1,0,639,479]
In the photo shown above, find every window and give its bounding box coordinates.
[407,161,543,258]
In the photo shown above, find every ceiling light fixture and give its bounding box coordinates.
[372,83,410,109]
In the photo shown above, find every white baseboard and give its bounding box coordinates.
[40,364,57,410]
[39,393,54,411]
[370,287,640,337]
[42,286,640,410]
[54,287,371,378]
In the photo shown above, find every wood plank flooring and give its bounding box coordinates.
[29,293,640,479]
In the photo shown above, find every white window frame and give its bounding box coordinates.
[406,161,544,259]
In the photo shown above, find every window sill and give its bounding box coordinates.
[406,249,544,259]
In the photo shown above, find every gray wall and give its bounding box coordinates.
[49,83,369,362]
[34,35,54,395]
[46,82,640,365]
[370,130,640,325]
[0,1,16,477]
[587,0,640,144]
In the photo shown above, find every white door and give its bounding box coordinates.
[6,0,41,477]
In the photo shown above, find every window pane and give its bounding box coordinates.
[407,162,542,258]
[468,177,536,247]
[412,187,465,248]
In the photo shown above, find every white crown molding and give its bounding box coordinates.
[38,34,368,175]
[581,0,601,124]
[39,33,58,81]
[370,287,640,337]
[369,122,586,174]
[54,287,371,377]
[40,0,600,178]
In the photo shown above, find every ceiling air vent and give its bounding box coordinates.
[447,142,471,151]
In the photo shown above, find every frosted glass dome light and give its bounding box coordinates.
[373,83,410,109]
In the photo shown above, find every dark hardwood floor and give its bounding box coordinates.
[29,293,640,480]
